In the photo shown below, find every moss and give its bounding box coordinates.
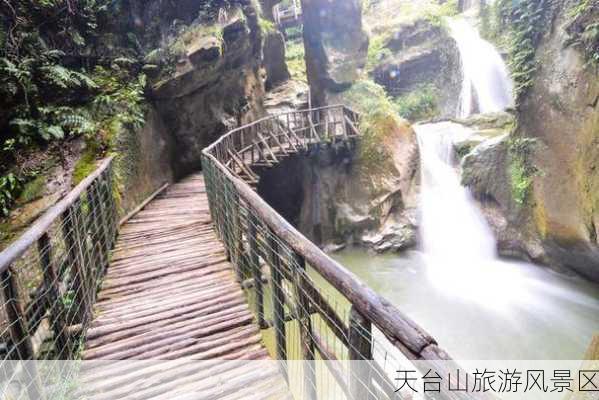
[341,79,402,178]
[0,220,17,249]
[16,175,46,204]
[73,145,101,186]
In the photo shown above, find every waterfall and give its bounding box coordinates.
[448,18,514,118]
[416,122,496,267]
[415,122,525,306]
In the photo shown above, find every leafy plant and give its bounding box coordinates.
[0,173,22,216]
[341,79,400,175]
[393,84,438,121]
[493,0,555,104]
[508,137,539,205]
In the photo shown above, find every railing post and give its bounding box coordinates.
[61,205,89,326]
[37,233,68,355]
[293,252,316,400]
[1,267,33,360]
[247,212,265,328]
[267,235,287,377]
[348,306,373,400]
[232,192,246,282]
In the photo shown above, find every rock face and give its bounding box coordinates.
[460,126,546,264]
[515,2,599,282]
[152,14,266,177]
[115,106,175,213]
[263,31,291,90]
[300,0,369,106]
[258,119,420,252]
[373,20,462,118]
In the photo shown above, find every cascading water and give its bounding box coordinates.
[414,122,525,306]
[414,19,519,306]
[448,18,514,118]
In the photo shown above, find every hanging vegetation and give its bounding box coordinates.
[0,0,146,216]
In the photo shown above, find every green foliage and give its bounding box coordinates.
[508,137,539,205]
[17,175,46,204]
[566,0,599,67]
[342,80,400,175]
[0,173,22,216]
[285,40,307,82]
[423,0,459,27]
[365,33,393,73]
[258,17,276,34]
[393,84,438,121]
[492,0,555,104]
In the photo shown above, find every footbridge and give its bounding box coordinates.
[0,105,482,399]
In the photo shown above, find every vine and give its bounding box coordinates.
[492,0,555,105]
[565,0,599,67]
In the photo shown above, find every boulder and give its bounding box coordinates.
[372,20,462,119]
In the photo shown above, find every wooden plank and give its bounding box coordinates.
[83,173,289,398]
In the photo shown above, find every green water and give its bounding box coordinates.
[330,248,599,360]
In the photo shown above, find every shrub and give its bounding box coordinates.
[341,79,401,176]
[393,85,438,121]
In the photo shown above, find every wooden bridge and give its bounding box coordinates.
[0,105,482,400]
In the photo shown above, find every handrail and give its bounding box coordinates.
[0,156,114,274]
[205,151,439,356]
[202,105,449,359]
[0,155,118,361]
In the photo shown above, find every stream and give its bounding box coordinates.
[331,248,599,360]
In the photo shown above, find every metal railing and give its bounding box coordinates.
[0,157,118,362]
[202,105,483,399]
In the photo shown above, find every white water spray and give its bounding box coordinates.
[411,18,519,306]
[448,19,514,118]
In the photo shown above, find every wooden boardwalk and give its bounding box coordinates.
[81,174,289,399]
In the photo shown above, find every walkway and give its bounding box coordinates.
[80,174,289,398]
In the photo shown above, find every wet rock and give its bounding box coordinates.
[360,218,417,253]
[264,80,309,115]
[323,242,346,253]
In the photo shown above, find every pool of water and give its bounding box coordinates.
[331,248,599,360]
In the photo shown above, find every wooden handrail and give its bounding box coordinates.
[201,105,449,359]
[0,156,114,273]
[204,152,439,357]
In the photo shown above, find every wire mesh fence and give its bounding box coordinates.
[0,157,118,364]
[202,105,488,400]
